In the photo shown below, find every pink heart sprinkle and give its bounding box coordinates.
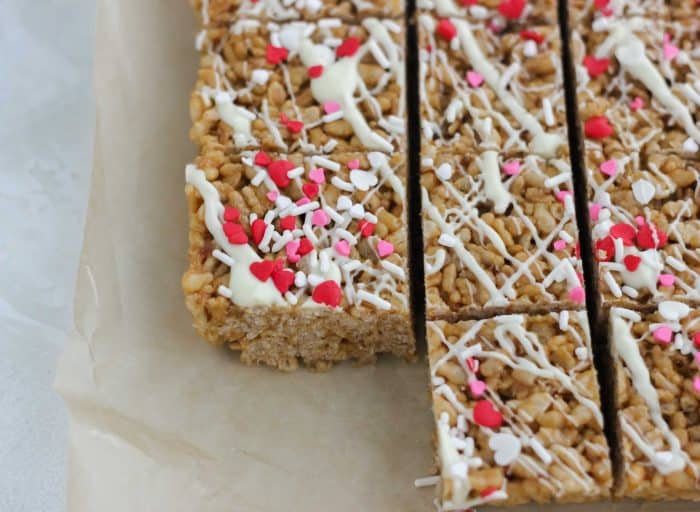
[309,167,325,184]
[658,274,676,287]
[556,190,572,203]
[285,240,301,263]
[553,239,567,251]
[296,197,310,206]
[589,203,602,221]
[694,376,700,393]
[267,191,279,202]
[335,240,351,257]
[629,96,644,111]
[312,209,330,227]
[569,286,585,304]
[635,216,646,226]
[599,159,617,177]
[503,160,521,176]
[347,159,360,170]
[466,70,484,87]
[377,240,394,258]
[323,101,341,114]
[469,379,487,397]
[653,325,673,344]
[663,42,679,60]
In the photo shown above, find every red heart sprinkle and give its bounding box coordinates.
[480,487,499,498]
[584,116,614,139]
[358,220,375,237]
[251,219,267,245]
[594,0,609,9]
[223,222,248,244]
[297,237,314,256]
[623,254,642,272]
[336,37,361,58]
[473,400,503,428]
[637,223,668,249]
[583,56,610,77]
[249,260,274,282]
[254,151,272,167]
[498,0,525,20]
[267,160,295,188]
[693,332,700,348]
[312,280,342,307]
[266,44,288,65]
[286,120,304,134]
[223,206,240,222]
[436,19,457,41]
[595,236,615,262]
[302,182,319,199]
[520,30,544,44]
[308,65,324,78]
[272,268,295,294]
[609,223,636,245]
[279,216,296,232]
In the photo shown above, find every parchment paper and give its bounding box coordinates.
[54,0,695,510]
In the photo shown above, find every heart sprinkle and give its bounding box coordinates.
[473,400,503,428]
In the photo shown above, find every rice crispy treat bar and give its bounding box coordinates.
[418,12,569,159]
[587,150,700,306]
[428,312,612,509]
[182,147,414,370]
[190,17,406,155]
[417,0,559,28]
[190,0,404,25]
[422,148,585,320]
[571,15,700,159]
[610,305,700,500]
[568,0,698,26]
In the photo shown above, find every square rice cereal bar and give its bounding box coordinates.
[190,17,406,155]
[418,0,560,28]
[586,150,700,306]
[183,146,413,370]
[428,311,612,509]
[418,13,569,158]
[610,304,700,499]
[422,148,585,320]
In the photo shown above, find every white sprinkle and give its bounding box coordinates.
[559,231,574,243]
[318,18,342,29]
[251,170,267,186]
[307,274,324,287]
[311,156,341,172]
[542,98,555,126]
[251,69,270,85]
[559,310,569,330]
[574,346,588,361]
[294,271,307,288]
[368,152,386,168]
[322,139,338,153]
[613,237,625,262]
[337,196,353,211]
[438,233,458,248]
[319,251,330,273]
[324,205,344,223]
[285,292,298,305]
[335,228,355,242]
[291,201,320,216]
[414,476,440,488]
[632,179,655,204]
[470,5,488,18]
[612,307,642,322]
[195,30,207,51]
[343,260,362,272]
[659,301,691,321]
[323,37,342,47]
[592,17,610,31]
[263,210,276,225]
[456,415,466,432]
[331,176,354,192]
[322,111,344,123]
[269,32,281,47]
[382,19,401,33]
[422,158,434,167]
[523,40,538,57]
[212,249,234,267]
[368,39,390,68]
[621,286,639,298]
[666,256,686,271]
[682,137,699,153]
[349,204,365,219]
[356,290,391,310]
[381,260,406,280]
[259,224,274,251]
[436,163,453,180]
[217,285,233,299]
[270,231,293,252]
[287,166,305,179]
[275,195,292,209]
[603,271,623,298]
[364,213,378,224]
[249,213,258,224]
[544,172,571,188]
[303,224,319,244]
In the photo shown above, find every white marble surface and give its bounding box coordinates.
[0,1,96,510]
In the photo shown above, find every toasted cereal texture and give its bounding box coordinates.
[190,0,404,24]
[418,14,569,159]
[421,148,584,319]
[428,312,612,509]
[183,141,413,369]
[190,18,406,155]
[610,305,700,500]
[586,150,700,306]
[571,16,700,160]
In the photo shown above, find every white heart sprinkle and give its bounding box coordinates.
[632,179,655,205]
[658,301,690,322]
[251,69,270,85]
[682,137,699,153]
[336,196,352,211]
[488,433,521,466]
[523,40,538,57]
[350,170,378,191]
[349,203,365,219]
[436,163,453,180]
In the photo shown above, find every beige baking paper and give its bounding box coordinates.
[54,0,695,511]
